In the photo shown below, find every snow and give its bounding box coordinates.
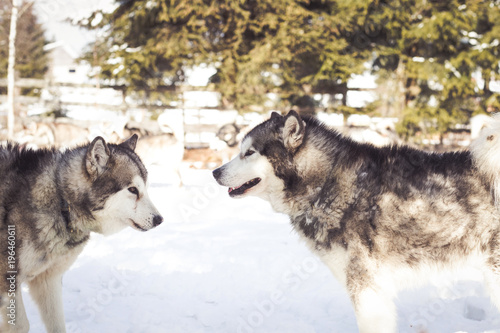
[185,66,217,87]
[18,166,500,332]
[347,72,377,90]
[346,90,378,108]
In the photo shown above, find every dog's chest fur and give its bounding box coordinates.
[27,173,89,281]
[20,238,86,282]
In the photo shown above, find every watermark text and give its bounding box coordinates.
[6,225,17,326]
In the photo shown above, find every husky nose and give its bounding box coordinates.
[212,167,222,180]
[153,215,163,227]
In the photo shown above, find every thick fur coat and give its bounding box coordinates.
[213,111,500,333]
[0,135,162,333]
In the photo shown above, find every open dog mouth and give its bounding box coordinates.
[228,178,261,197]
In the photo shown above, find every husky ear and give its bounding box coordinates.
[86,137,111,180]
[120,134,138,151]
[270,111,281,119]
[283,110,305,151]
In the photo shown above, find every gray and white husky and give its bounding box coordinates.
[213,110,500,332]
[0,135,163,333]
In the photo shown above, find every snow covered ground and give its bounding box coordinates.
[21,166,500,333]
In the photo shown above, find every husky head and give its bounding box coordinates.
[62,135,163,236]
[213,111,305,205]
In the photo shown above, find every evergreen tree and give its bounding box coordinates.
[368,0,500,138]
[472,0,500,112]
[80,0,371,110]
[81,0,500,137]
[0,1,49,82]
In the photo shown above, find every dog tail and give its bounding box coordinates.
[470,113,500,204]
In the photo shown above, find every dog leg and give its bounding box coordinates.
[483,263,500,313]
[175,166,184,187]
[1,289,30,333]
[353,288,397,333]
[28,272,66,333]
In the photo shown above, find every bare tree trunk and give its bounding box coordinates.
[93,32,101,89]
[7,0,19,139]
[394,57,406,117]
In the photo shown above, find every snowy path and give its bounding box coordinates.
[23,167,500,332]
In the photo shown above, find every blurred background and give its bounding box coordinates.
[1,0,500,168]
[3,3,500,331]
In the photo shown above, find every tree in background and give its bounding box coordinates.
[473,0,500,113]
[202,0,370,110]
[79,0,371,110]
[0,0,49,91]
[0,0,48,137]
[366,0,500,139]
[80,0,500,139]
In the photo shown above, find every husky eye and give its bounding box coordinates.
[128,187,139,196]
[244,149,255,157]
